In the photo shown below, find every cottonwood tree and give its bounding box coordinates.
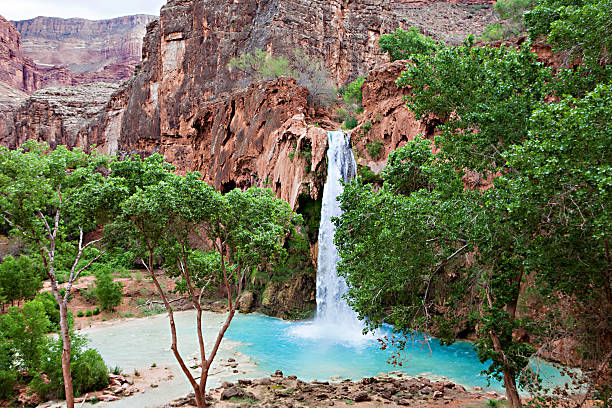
[110,160,298,408]
[0,142,118,408]
[336,28,610,406]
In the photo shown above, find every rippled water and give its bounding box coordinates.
[78,310,569,407]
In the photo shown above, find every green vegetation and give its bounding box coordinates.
[342,116,358,130]
[105,154,300,408]
[93,265,123,311]
[335,2,611,406]
[366,140,384,160]
[0,142,119,407]
[378,27,437,61]
[0,254,43,309]
[340,76,366,106]
[480,0,536,40]
[228,48,336,106]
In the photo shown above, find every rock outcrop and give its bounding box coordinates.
[13,15,156,80]
[0,14,156,94]
[3,82,120,149]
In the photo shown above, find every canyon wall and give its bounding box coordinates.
[13,15,156,77]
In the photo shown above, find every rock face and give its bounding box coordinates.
[0,14,155,94]
[1,82,120,149]
[260,274,316,319]
[0,15,40,93]
[13,15,156,78]
[351,59,432,174]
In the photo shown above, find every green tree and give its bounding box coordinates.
[0,142,121,408]
[378,27,437,62]
[337,36,610,406]
[0,299,50,373]
[93,265,123,311]
[340,76,366,107]
[109,158,299,408]
[0,254,43,309]
[32,332,108,399]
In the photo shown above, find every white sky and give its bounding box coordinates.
[0,0,167,21]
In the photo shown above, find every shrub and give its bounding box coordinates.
[291,49,337,106]
[94,266,123,312]
[378,27,437,61]
[366,140,384,159]
[32,333,109,398]
[0,337,17,400]
[228,48,337,106]
[85,310,93,317]
[362,120,372,135]
[93,308,100,315]
[335,108,349,122]
[77,311,84,317]
[342,116,358,130]
[0,255,43,308]
[340,76,366,107]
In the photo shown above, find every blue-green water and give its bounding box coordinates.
[225,313,566,393]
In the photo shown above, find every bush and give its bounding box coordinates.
[366,140,384,160]
[0,337,17,400]
[335,108,349,122]
[94,266,123,312]
[228,48,337,106]
[0,255,43,308]
[340,76,366,106]
[342,116,358,130]
[32,333,109,399]
[77,311,84,317]
[362,120,372,135]
[378,27,437,61]
[85,310,93,317]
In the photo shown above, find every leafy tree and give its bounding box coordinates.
[32,332,108,399]
[109,157,299,408]
[0,142,121,408]
[0,299,50,373]
[0,254,43,309]
[337,33,610,406]
[378,27,437,61]
[0,335,17,399]
[93,265,123,311]
[340,76,366,107]
[480,0,536,40]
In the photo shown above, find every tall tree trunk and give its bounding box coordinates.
[58,300,74,408]
[502,368,521,408]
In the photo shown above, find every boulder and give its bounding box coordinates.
[352,391,371,402]
[238,290,256,313]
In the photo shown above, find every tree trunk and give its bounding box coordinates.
[503,368,522,408]
[58,300,74,408]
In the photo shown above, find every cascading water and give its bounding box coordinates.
[290,130,368,343]
[315,130,358,324]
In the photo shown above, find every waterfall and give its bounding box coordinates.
[288,130,374,344]
[315,130,358,324]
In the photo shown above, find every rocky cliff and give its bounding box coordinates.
[13,15,156,78]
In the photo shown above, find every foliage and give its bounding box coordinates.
[335,108,349,122]
[378,27,437,61]
[228,48,292,80]
[0,254,43,308]
[108,156,300,407]
[525,0,612,69]
[228,48,337,106]
[336,15,611,403]
[381,137,432,195]
[0,299,50,373]
[32,333,108,399]
[366,140,384,160]
[340,76,366,106]
[93,265,123,311]
[480,0,536,40]
[342,116,358,130]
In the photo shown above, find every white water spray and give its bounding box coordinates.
[315,130,358,324]
[290,130,369,344]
